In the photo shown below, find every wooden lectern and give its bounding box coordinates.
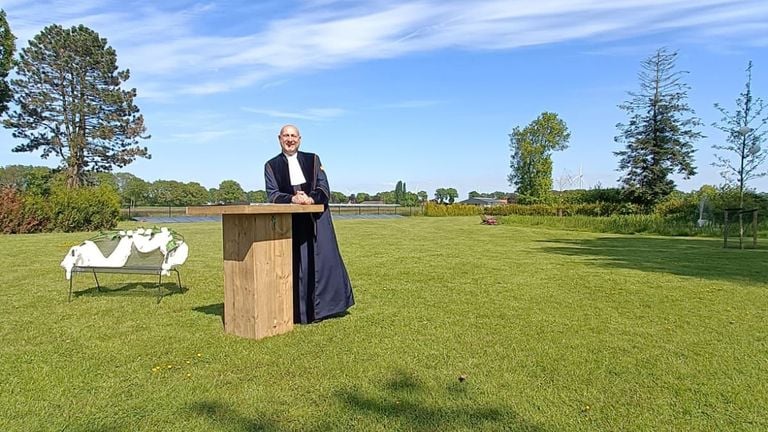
[187,204,324,340]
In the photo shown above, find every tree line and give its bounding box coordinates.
[0,165,474,207]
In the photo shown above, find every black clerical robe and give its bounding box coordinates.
[264,151,354,323]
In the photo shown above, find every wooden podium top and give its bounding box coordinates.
[187,204,324,215]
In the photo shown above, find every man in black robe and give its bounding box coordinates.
[264,124,354,323]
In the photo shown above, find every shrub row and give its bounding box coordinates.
[423,203,482,216]
[497,214,731,237]
[484,203,643,217]
[427,192,768,224]
[424,202,642,217]
[0,185,120,234]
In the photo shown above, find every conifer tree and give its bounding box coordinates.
[614,48,702,206]
[0,9,15,115]
[3,24,149,188]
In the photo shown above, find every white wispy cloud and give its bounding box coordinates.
[4,0,766,98]
[242,107,346,121]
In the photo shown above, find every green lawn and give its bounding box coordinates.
[1,216,767,431]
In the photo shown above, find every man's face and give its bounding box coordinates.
[279,127,301,155]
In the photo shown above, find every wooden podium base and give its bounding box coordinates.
[222,213,293,339]
[187,204,323,340]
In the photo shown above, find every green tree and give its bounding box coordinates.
[468,190,481,198]
[182,182,209,205]
[330,191,348,203]
[3,24,149,189]
[508,112,570,203]
[417,190,428,203]
[148,180,186,206]
[0,164,53,195]
[434,187,458,204]
[88,172,118,191]
[712,61,768,210]
[615,47,702,207]
[445,187,458,204]
[434,188,446,204]
[147,180,174,206]
[395,180,404,204]
[355,192,371,203]
[400,191,418,207]
[247,190,267,203]
[379,191,396,204]
[114,172,148,207]
[217,180,246,204]
[0,9,15,115]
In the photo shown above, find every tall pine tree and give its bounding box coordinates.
[3,24,149,188]
[0,9,15,116]
[614,48,702,207]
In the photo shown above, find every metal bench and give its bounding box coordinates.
[63,229,187,303]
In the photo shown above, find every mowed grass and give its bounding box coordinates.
[1,216,767,431]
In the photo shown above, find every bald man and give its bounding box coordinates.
[264,125,354,323]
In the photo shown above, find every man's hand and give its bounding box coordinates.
[292,191,314,205]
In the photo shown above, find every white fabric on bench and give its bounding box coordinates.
[61,228,189,280]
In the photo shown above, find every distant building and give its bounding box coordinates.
[458,197,506,206]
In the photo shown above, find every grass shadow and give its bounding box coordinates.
[193,303,224,324]
[72,281,186,300]
[187,371,542,431]
[540,235,768,285]
[334,369,544,431]
[189,401,280,432]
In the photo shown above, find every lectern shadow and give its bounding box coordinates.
[193,303,224,324]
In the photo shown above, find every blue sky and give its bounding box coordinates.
[2,0,767,199]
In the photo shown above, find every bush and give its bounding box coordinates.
[653,192,699,223]
[424,202,481,216]
[482,203,631,217]
[47,184,121,232]
[0,186,49,233]
[497,213,725,237]
[1,184,121,233]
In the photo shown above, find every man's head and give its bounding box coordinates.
[279,125,301,156]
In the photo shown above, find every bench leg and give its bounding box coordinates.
[174,269,182,292]
[92,269,101,292]
[69,275,74,302]
[157,273,163,303]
